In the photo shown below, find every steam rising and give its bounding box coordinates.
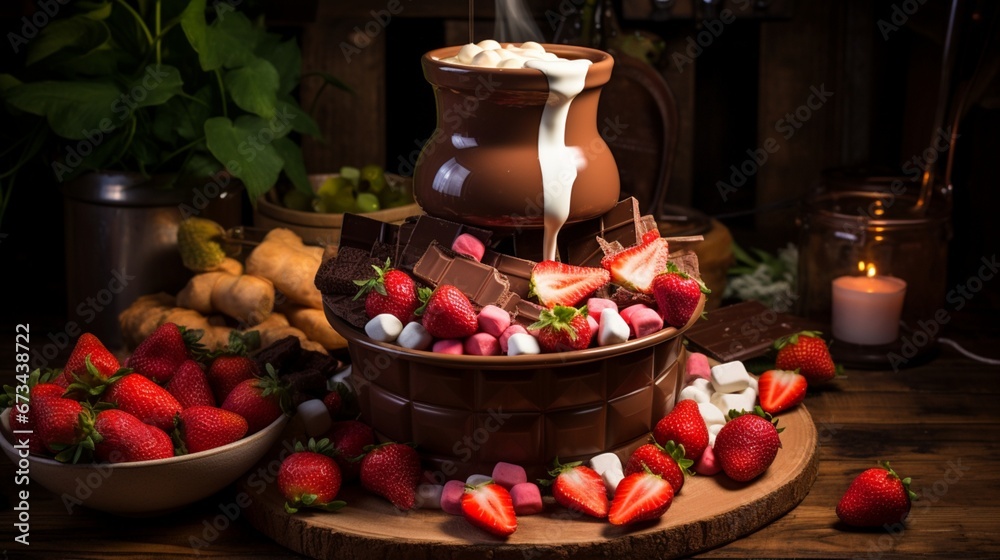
[494,0,545,43]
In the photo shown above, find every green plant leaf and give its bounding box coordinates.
[127,64,184,109]
[183,151,224,177]
[79,0,113,19]
[224,58,279,119]
[181,1,259,71]
[275,96,320,137]
[204,116,283,200]
[26,16,110,66]
[5,81,121,140]
[259,39,301,95]
[45,46,121,77]
[0,74,22,94]
[272,136,310,196]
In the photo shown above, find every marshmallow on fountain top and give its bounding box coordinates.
[456,43,484,64]
[477,305,511,337]
[710,361,751,393]
[397,321,432,351]
[472,49,502,67]
[597,308,629,347]
[586,298,618,321]
[365,313,403,343]
[499,324,528,354]
[506,333,540,356]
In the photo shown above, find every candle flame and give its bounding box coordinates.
[866,264,877,277]
[857,260,866,272]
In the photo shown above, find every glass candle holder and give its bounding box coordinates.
[797,186,950,348]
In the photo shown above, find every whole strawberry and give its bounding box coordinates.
[63,333,122,386]
[327,420,375,481]
[207,355,260,403]
[94,409,173,463]
[32,396,98,463]
[652,262,710,328]
[543,458,609,518]
[220,364,289,434]
[0,370,65,456]
[530,305,592,353]
[279,438,346,514]
[354,259,422,323]
[713,407,783,482]
[175,406,248,454]
[359,442,421,510]
[103,373,183,432]
[418,285,478,339]
[166,360,216,409]
[624,441,693,493]
[126,323,201,384]
[774,331,839,384]
[653,399,709,461]
[837,461,917,527]
[322,390,342,418]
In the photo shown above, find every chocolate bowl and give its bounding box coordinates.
[412,44,620,231]
[326,296,704,480]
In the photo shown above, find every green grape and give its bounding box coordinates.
[339,166,361,187]
[354,192,381,213]
[360,164,387,194]
[317,176,352,197]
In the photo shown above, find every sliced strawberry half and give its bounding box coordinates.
[461,482,517,537]
[529,260,610,308]
[601,238,670,294]
[607,469,675,525]
[757,369,807,414]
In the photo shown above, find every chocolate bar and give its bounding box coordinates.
[339,212,400,255]
[413,242,516,309]
[481,250,536,298]
[560,197,642,267]
[683,300,825,362]
[399,215,493,271]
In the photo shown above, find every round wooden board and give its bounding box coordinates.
[241,406,818,560]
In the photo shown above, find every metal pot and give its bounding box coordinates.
[62,172,243,349]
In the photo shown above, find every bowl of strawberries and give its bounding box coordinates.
[0,324,291,516]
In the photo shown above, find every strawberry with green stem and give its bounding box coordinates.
[101,373,183,432]
[63,333,126,386]
[32,396,100,463]
[174,406,248,454]
[462,481,517,537]
[353,258,423,323]
[530,305,592,353]
[541,458,609,519]
[837,461,917,527]
[220,364,290,434]
[416,285,477,339]
[359,441,421,510]
[653,399,709,461]
[624,440,693,493]
[279,438,346,514]
[651,262,710,328]
[94,409,174,463]
[713,406,784,482]
[774,331,840,384]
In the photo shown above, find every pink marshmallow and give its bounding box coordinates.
[694,444,721,476]
[630,308,664,338]
[451,233,486,262]
[432,339,464,355]
[491,462,527,490]
[586,298,617,320]
[440,480,466,515]
[477,305,511,338]
[686,352,712,381]
[499,324,528,354]
[587,315,599,345]
[464,332,500,356]
[510,482,544,515]
[619,304,650,326]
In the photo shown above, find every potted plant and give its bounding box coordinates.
[0,0,345,347]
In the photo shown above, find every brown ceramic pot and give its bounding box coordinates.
[413,44,620,230]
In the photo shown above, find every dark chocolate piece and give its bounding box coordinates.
[683,300,825,363]
[481,250,536,298]
[324,293,369,329]
[611,288,656,309]
[560,197,642,267]
[339,212,400,254]
[282,368,328,405]
[399,215,493,271]
[413,242,515,308]
[252,336,302,372]
[315,246,381,295]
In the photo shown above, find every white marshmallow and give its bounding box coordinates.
[457,43,483,63]
[601,468,625,496]
[698,402,727,427]
[397,321,433,350]
[296,399,332,437]
[365,313,403,342]
[329,365,352,389]
[710,361,751,393]
[520,41,545,51]
[589,452,623,475]
[466,474,493,486]
[708,423,723,447]
[498,58,524,69]
[690,378,714,395]
[679,385,711,404]
[417,484,444,509]
[747,374,759,392]
[506,333,541,356]
[711,387,757,418]
[598,309,630,347]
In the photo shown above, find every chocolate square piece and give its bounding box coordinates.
[683,300,825,362]
[413,242,514,308]
[399,215,492,271]
[559,197,642,267]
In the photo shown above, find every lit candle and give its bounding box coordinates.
[831,263,907,345]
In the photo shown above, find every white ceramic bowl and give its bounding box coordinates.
[0,408,288,516]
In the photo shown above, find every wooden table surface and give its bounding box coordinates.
[1,319,998,559]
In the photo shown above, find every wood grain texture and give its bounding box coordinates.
[240,406,818,560]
